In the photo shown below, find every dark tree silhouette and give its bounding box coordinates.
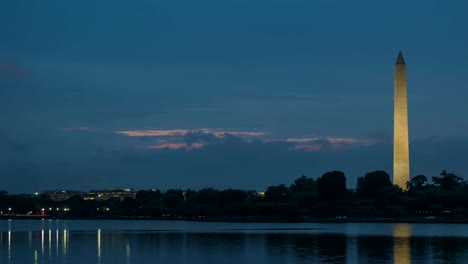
[356,170,392,199]
[193,188,219,205]
[264,184,289,203]
[432,170,465,191]
[407,175,428,191]
[290,176,316,193]
[162,189,184,215]
[122,197,139,213]
[1,169,467,220]
[316,171,347,202]
[218,189,246,207]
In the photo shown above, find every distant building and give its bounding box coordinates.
[42,190,85,201]
[84,188,136,201]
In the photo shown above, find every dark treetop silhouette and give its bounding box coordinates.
[1,170,467,220]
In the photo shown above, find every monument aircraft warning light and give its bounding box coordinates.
[393,51,410,190]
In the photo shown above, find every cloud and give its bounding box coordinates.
[148,143,205,150]
[115,129,266,138]
[287,137,374,145]
[293,144,323,152]
[286,137,375,151]
[116,129,189,137]
[184,131,220,145]
[286,137,324,143]
[153,131,375,154]
[115,128,373,152]
[3,123,468,193]
[212,131,266,137]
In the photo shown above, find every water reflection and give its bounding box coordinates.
[8,220,11,264]
[357,236,393,263]
[264,233,348,263]
[48,229,52,260]
[56,229,59,257]
[431,237,468,262]
[63,228,69,257]
[0,220,66,263]
[394,224,411,264]
[97,228,101,264]
[126,241,131,264]
[2,221,468,263]
[41,228,44,257]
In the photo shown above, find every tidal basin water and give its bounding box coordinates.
[1,220,468,263]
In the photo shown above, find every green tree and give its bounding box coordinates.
[162,189,184,208]
[122,197,139,214]
[147,199,166,216]
[289,176,316,193]
[432,170,465,191]
[0,190,8,211]
[407,175,428,191]
[63,194,94,217]
[316,171,347,202]
[289,176,317,210]
[136,189,162,205]
[193,188,219,205]
[356,170,392,199]
[264,184,289,203]
[218,189,246,207]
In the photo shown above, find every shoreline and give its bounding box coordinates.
[2,215,468,224]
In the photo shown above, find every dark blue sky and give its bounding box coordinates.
[1,0,468,193]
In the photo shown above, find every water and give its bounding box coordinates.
[1,220,468,263]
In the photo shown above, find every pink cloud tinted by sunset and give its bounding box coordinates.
[115,129,189,137]
[115,128,375,152]
[115,129,266,138]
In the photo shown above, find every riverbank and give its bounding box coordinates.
[2,215,468,224]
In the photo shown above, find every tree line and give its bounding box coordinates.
[1,170,468,220]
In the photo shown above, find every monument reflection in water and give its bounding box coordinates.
[393,224,411,264]
[1,220,468,263]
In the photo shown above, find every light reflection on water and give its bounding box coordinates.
[394,224,411,264]
[97,228,101,264]
[1,220,468,263]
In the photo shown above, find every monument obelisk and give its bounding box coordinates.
[393,51,410,189]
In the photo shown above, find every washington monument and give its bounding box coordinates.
[393,51,410,189]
